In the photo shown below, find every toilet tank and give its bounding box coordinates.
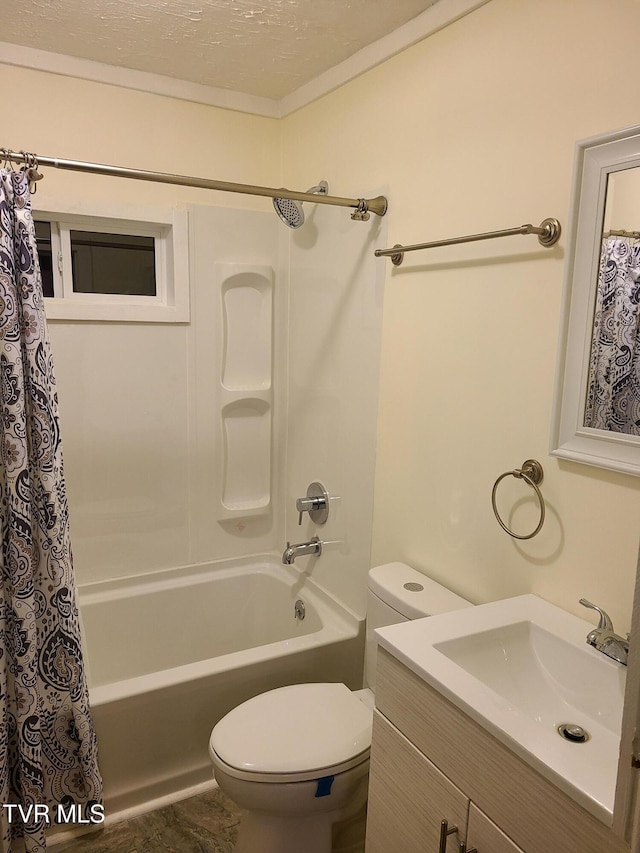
[365,562,472,691]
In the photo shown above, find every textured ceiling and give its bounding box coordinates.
[1,0,441,100]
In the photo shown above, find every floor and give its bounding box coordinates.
[51,788,241,853]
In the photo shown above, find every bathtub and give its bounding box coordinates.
[78,555,365,817]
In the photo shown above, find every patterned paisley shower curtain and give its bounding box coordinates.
[0,170,102,851]
[584,234,640,434]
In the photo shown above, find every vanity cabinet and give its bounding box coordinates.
[366,710,523,853]
[365,709,469,852]
[365,647,629,853]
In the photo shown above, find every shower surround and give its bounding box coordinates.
[46,200,385,816]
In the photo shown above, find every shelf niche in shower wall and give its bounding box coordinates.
[221,399,271,513]
[216,264,273,520]
[222,270,272,390]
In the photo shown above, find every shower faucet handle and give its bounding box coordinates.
[296,482,329,525]
[296,497,322,525]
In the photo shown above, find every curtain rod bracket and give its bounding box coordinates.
[536,217,562,247]
[388,245,405,266]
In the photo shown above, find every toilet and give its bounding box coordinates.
[208,562,472,853]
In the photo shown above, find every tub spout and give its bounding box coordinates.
[282,536,322,564]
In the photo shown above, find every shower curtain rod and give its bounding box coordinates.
[375,217,561,266]
[2,148,388,221]
[605,228,640,239]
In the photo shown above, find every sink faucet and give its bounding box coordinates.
[579,599,629,666]
[282,536,322,565]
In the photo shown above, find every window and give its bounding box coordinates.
[34,220,55,298]
[69,231,156,296]
[33,203,189,322]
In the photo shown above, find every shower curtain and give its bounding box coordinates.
[584,234,640,434]
[0,170,102,852]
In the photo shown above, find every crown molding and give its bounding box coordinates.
[279,0,490,116]
[0,41,280,118]
[0,0,490,120]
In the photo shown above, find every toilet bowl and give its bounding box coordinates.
[209,562,472,853]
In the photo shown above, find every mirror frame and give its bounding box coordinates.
[551,124,640,476]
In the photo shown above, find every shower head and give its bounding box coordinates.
[273,181,329,229]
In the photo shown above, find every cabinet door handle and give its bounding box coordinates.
[458,844,477,853]
[439,819,458,853]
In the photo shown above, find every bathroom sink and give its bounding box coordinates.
[434,619,623,734]
[375,594,626,823]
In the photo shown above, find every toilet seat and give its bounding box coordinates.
[209,682,372,784]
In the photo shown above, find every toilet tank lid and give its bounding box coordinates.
[368,562,473,620]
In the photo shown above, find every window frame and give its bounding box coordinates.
[33,202,190,323]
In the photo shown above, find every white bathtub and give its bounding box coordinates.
[78,555,365,817]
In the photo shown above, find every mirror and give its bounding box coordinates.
[584,170,640,434]
[551,124,640,475]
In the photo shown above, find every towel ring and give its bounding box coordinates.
[491,459,545,540]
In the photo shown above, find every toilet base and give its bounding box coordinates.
[234,811,336,853]
[214,761,368,853]
[331,799,367,853]
[234,798,366,853]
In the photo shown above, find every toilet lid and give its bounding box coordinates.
[210,683,372,781]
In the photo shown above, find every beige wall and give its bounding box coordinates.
[281,0,640,631]
[605,170,640,231]
[2,64,280,210]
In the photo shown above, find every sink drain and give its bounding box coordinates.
[557,723,590,743]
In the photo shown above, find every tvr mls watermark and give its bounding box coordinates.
[3,803,105,825]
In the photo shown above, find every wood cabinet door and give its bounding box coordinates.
[366,711,468,853]
[466,804,525,853]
